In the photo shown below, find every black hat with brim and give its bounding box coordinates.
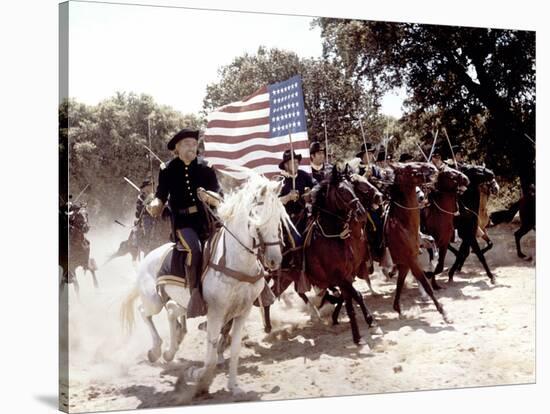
[399,153,414,162]
[431,145,443,157]
[167,128,200,150]
[309,141,325,155]
[452,145,465,154]
[356,142,375,158]
[279,150,303,170]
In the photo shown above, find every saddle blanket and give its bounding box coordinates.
[156,247,188,288]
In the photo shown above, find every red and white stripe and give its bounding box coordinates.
[203,86,310,179]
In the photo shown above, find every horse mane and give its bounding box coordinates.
[217,170,293,231]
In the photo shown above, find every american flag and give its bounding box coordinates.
[203,75,310,178]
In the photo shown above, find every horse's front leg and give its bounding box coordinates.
[139,304,164,363]
[193,311,224,395]
[470,238,495,284]
[515,224,532,259]
[163,300,186,362]
[227,309,251,395]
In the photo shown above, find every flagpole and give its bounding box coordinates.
[358,115,370,170]
[289,129,296,191]
[324,116,329,164]
[442,127,457,169]
[148,117,155,192]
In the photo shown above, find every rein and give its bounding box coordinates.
[207,229,267,284]
[392,199,423,210]
[433,199,459,216]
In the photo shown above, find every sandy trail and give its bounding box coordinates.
[61,222,535,413]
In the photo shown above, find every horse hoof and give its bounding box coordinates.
[229,384,245,397]
[525,256,533,262]
[366,315,374,327]
[432,283,442,291]
[355,337,366,346]
[148,349,161,363]
[442,311,453,324]
[264,326,272,334]
[188,366,204,382]
[198,321,207,331]
[163,350,176,362]
[217,354,225,366]
[371,326,383,335]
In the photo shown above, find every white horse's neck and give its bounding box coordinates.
[218,215,261,276]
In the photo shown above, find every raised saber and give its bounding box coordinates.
[428,128,439,162]
[324,116,329,164]
[114,220,130,228]
[147,118,155,191]
[524,133,536,146]
[358,115,370,170]
[140,143,166,169]
[73,184,90,204]
[416,143,429,162]
[442,127,457,169]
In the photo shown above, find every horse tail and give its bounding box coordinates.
[490,200,520,225]
[120,285,140,335]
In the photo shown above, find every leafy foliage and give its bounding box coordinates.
[315,19,535,189]
[64,93,201,222]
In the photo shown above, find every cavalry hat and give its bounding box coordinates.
[356,142,375,158]
[309,141,325,156]
[376,149,387,162]
[279,149,302,170]
[167,128,200,150]
[399,153,414,163]
[431,145,444,157]
[452,145,465,154]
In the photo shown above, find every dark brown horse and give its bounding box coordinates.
[385,162,451,323]
[422,166,469,289]
[304,167,375,344]
[448,165,496,283]
[262,166,377,344]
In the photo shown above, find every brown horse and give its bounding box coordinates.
[262,166,377,344]
[477,178,499,252]
[385,162,451,323]
[422,166,470,289]
[304,166,375,344]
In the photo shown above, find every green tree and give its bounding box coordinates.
[65,93,201,220]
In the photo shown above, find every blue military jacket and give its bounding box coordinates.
[155,157,219,232]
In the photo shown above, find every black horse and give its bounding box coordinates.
[448,165,496,284]
[64,203,98,293]
[490,183,535,259]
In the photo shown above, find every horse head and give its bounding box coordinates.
[394,162,438,188]
[219,174,287,272]
[462,164,495,189]
[436,166,470,195]
[323,164,367,222]
[349,172,384,209]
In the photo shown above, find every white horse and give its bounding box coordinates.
[120,172,291,396]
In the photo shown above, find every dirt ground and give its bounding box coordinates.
[60,221,535,413]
